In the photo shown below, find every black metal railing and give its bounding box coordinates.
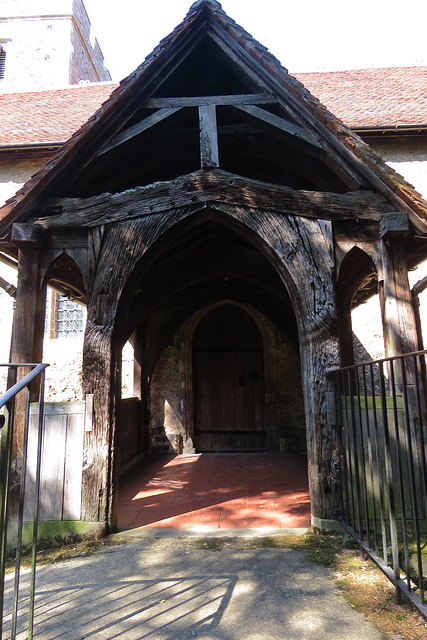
[334,350,427,619]
[0,363,48,640]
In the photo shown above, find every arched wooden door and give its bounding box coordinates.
[192,304,264,451]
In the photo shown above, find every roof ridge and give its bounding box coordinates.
[188,0,222,11]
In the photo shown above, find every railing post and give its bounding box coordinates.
[0,363,48,639]
[334,350,427,617]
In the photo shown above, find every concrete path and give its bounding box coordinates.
[4,533,385,640]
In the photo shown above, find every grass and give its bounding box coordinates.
[5,531,427,639]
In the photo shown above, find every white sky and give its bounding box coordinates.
[84,0,427,82]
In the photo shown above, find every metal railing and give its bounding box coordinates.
[0,363,48,640]
[334,350,427,619]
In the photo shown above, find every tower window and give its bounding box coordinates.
[0,48,5,80]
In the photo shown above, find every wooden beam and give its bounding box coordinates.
[143,93,276,108]
[97,107,182,157]
[199,105,219,168]
[235,104,324,151]
[34,170,390,231]
[380,237,418,357]
[9,248,46,454]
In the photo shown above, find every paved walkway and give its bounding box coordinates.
[2,455,387,639]
[3,536,384,640]
[118,454,311,531]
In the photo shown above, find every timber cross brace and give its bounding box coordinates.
[2,0,427,532]
[96,93,324,168]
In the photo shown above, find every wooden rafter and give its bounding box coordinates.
[97,107,182,157]
[235,104,323,151]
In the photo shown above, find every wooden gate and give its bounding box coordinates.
[193,305,264,451]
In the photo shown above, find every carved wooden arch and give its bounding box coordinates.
[43,251,87,303]
[82,202,340,525]
[105,203,325,350]
[336,246,378,366]
[112,206,298,348]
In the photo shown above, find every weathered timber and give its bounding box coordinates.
[208,19,427,217]
[80,204,341,521]
[235,104,323,150]
[208,24,363,191]
[143,93,275,108]
[34,170,391,230]
[380,236,419,357]
[380,211,409,238]
[97,107,182,157]
[81,322,116,523]
[199,105,219,168]
[9,247,46,455]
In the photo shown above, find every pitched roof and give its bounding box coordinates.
[294,66,427,130]
[0,0,426,235]
[0,83,116,146]
[1,67,426,147]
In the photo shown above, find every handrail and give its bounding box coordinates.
[333,348,427,372]
[0,362,48,640]
[0,364,48,408]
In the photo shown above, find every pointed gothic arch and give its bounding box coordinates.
[336,246,378,366]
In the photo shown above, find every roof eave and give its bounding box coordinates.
[356,124,427,138]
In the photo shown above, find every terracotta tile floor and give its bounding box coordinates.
[117,453,311,530]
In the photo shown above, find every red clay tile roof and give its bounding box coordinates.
[294,66,427,130]
[0,67,426,148]
[0,0,426,235]
[0,83,116,146]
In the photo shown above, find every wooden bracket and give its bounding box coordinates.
[380,212,409,239]
[11,222,44,245]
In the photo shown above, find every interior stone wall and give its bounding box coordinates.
[149,305,306,455]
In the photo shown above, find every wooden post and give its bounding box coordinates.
[81,319,116,525]
[199,105,219,168]
[300,329,341,524]
[380,236,418,357]
[9,247,46,455]
[336,292,354,367]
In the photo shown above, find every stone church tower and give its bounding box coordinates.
[0,0,111,92]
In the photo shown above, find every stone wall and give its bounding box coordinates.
[0,154,49,207]
[0,0,110,92]
[149,306,306,455]
[69,0,110,84]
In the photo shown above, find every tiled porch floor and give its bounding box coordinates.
[117,453,311,530]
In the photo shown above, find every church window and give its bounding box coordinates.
[0,47,5,80]
[51,292,85,339]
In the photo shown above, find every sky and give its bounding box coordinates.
[83,0,427,83]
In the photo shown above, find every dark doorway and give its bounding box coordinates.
[192,304,264,451]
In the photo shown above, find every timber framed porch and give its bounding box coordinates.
[2,0,427,532]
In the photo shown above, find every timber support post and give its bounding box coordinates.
[380,215,418,357]
[9,246,46,455]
